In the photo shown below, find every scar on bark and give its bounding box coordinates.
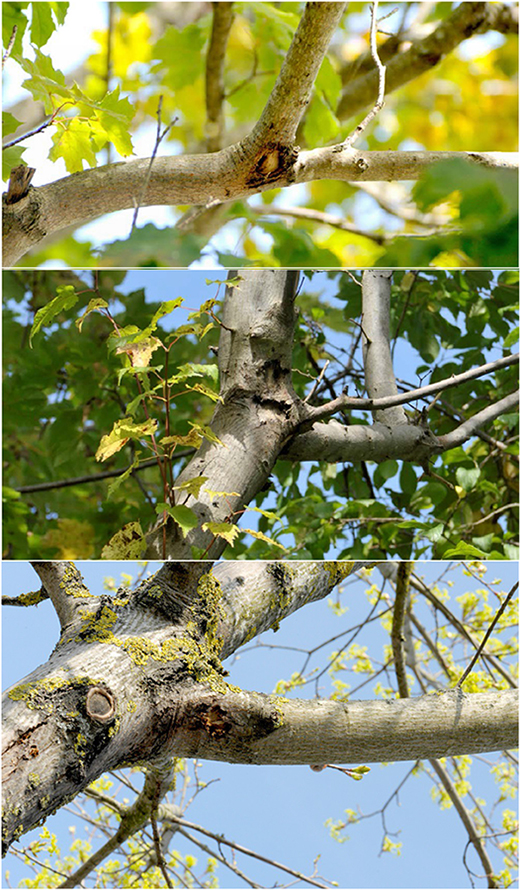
[245,142,299,189]
[4,165,36,204]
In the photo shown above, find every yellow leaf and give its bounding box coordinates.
[201,522,240,546]
[101,522,146,558]
[41,518,96,559]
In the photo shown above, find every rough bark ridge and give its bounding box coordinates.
[3,561,517,854]
[144,269,519,559]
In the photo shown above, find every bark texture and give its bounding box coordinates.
[3,560,517,854]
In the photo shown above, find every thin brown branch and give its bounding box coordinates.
[2,25,17,68]
[130,96,178,234]
[301,352,520,426]
[391,562,412,698]
[14,449,194,494]
[456,583,519,689]
[205,2,234,152]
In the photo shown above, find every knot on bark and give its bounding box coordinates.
[86,686,117,723]
[245,142,299,189]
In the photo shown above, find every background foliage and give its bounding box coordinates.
[3,269,518,560]
[2,1,518,267]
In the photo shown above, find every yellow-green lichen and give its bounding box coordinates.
[8,676,69,712]
[127,701,137,713]
[74,733,87,759]
[28,773,41,788]
[75,604,118,643]
[59,563,93,598]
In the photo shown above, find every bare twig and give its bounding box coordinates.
[301,353,519,425]
[14,449,195,494]
[334,1,386,151]
[456,583,519,689]
[151,782,173,889]
[130,96,178,233]
[2,25,17,68]
[391,562,412,698]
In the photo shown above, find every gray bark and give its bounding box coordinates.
[2,560,517,854]
[143,269,518,559]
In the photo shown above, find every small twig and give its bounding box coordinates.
[334,2,386,151]
[304,360,330,403]
[3,102,72,149]
[151,784,173,889]
[2,24,17,67]
[130,97,178,234]
[391,562,412,698]
[455,583,518,689]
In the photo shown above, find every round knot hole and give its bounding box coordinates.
[86,686,116,724]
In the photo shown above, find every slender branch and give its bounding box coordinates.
[391,562,412,698]
[436,392,520,450]
[14,449,194,494]
[301,352,520,426]
[205,2,234,152]
[336,0,386,150]
[2,24,17,68]
[130,96,178,234]
[456,583,518,689]
[250,203,387,242]
[428,759,497,888]
[162,814,329,890]
[337,1,519,120]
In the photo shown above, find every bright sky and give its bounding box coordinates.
[2,560,517,889]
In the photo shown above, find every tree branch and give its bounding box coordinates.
[337,1,519,120]
[30,561,93,631]
[205,2,235,152]
[299,352,520,425]
[362,270,409,427]
[436,392,520,450]
[4,149,516,265]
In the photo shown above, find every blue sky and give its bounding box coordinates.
[2,560,517,889]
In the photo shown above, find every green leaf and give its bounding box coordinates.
[75,297,108,332]
[100,522,146,558]
[97,86,134,157]
[503,326,519,348]
[455,467,481,492]
[106,458,140,499]
[442,541,488,559]
[156,503,198,538]
[154,23,206,90]
[30,285,78,345]
[2,145,28,180]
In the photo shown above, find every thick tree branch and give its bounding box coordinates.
[362,270,408,427]
[245,2,347,150]
[205,2,234,153]
[4,150,516,266]
[337,1,519,120]
[30,562,92,631]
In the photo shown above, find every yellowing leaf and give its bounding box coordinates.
[96,418,158,462]
[49,118,98,173]
[101,521,146,558]
[161,429,203,449]
[242,528,288,551]
[201,522,240,546]
[41,518,96,559]
[187,382,222,402]
[115,335,162,368]
[188,423,225,446]
[172,476,209,497]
